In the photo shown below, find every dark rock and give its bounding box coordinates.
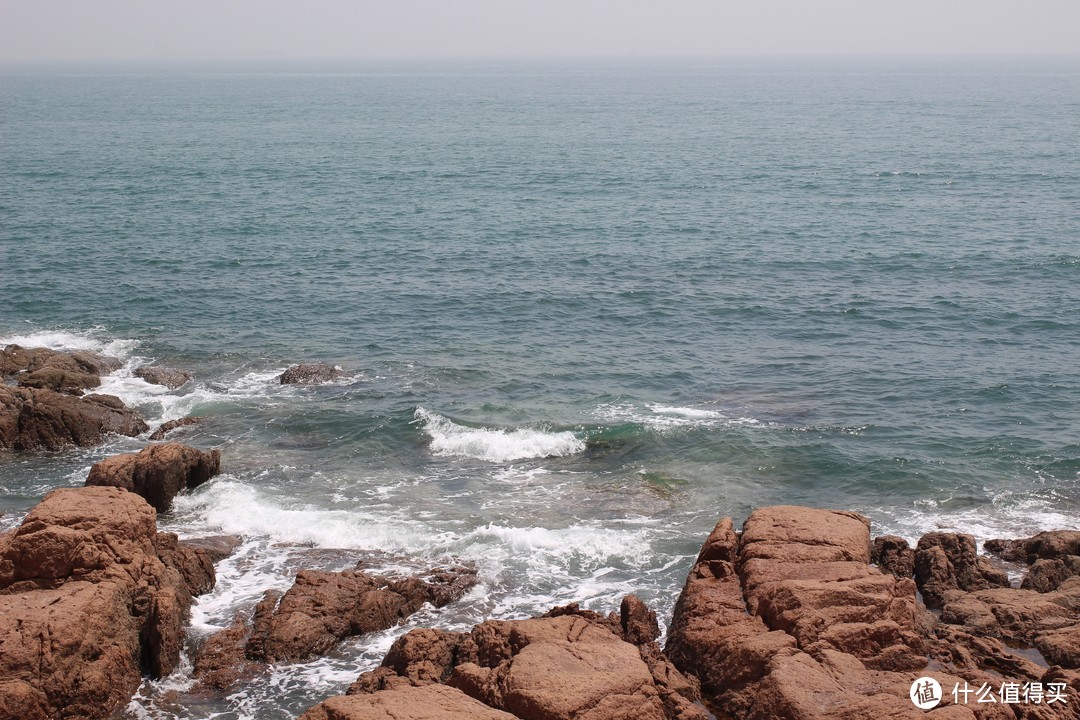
[986,531,1080,563]
[914,532,1010,609]
[1022,556,1080,593]
[0,386,148,451]
[148,415,203,441]
[0,486,216,719]
[872,534,916,579]
[155,532,218,595]
[135,366,193,389]
[1,345,123,396]
[279,363,345,385]
[85,442,221,512]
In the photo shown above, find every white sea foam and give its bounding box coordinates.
[593,401,763,431]
[414,407,585,462]
[0,327,141,360]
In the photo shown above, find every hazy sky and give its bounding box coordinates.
[2,0,1078,63]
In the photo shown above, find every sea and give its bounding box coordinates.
[1,57,1078,719]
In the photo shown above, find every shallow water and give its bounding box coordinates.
[1,57,1079,719]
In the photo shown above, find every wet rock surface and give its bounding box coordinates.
[85,441,221,512]
[0,386,147,451]
[1,344,122,395]
[193,564,478,690]
[0,486,217,720]
[134,366,193,389]
[148,415,204,440]
[279,362,346,385]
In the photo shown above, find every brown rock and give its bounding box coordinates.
[279,362,346,385]
[16,366,101,394]
[986,531,1080,563]
[196,565,477,686]
[0,386,147,451]
[148,415,203,440]
[299,684,519,720]
[873,535,916,579]
[620,594,660,645]
[85,442,221,512]
[192,611,263,691]
[0,486,217,719]
[0,344,121,392]
[179,534,242,563]
[155,532,219,595]
[1036,625,1080,669]
[739,506,872,564]
[257,567,476,663]
[135,366,193,389]
[666,517,796,713]
[345,597,706,720]
[1023,556,1080,593]
[914,533,1010,609]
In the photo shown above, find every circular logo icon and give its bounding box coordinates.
[910,677,942,709]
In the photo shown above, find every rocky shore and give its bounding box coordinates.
[1,347,1079,719]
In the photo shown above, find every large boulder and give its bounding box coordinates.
[342,600,707,720]
[0,386,147,451]
[914,533,1010,609]
[279,363,345,385]
[85,442,221,512]
[0,344,122,395]
[0,486,218,719]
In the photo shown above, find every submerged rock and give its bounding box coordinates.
[85,442,221,512]
[0,486,218,720]
[279,362,345,385]
[0,386,148,451]
[135,366,194,389]
[148,415,204,440]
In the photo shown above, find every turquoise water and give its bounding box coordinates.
[2,58,1079,719]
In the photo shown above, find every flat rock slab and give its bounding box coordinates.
[300,684,518,720]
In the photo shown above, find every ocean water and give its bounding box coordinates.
[1,57,1079,719]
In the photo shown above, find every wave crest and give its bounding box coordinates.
[414,407,585,462]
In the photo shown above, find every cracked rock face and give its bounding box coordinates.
[0,486,218,720]
[321,597,708,720]
[665,506,1080,720]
